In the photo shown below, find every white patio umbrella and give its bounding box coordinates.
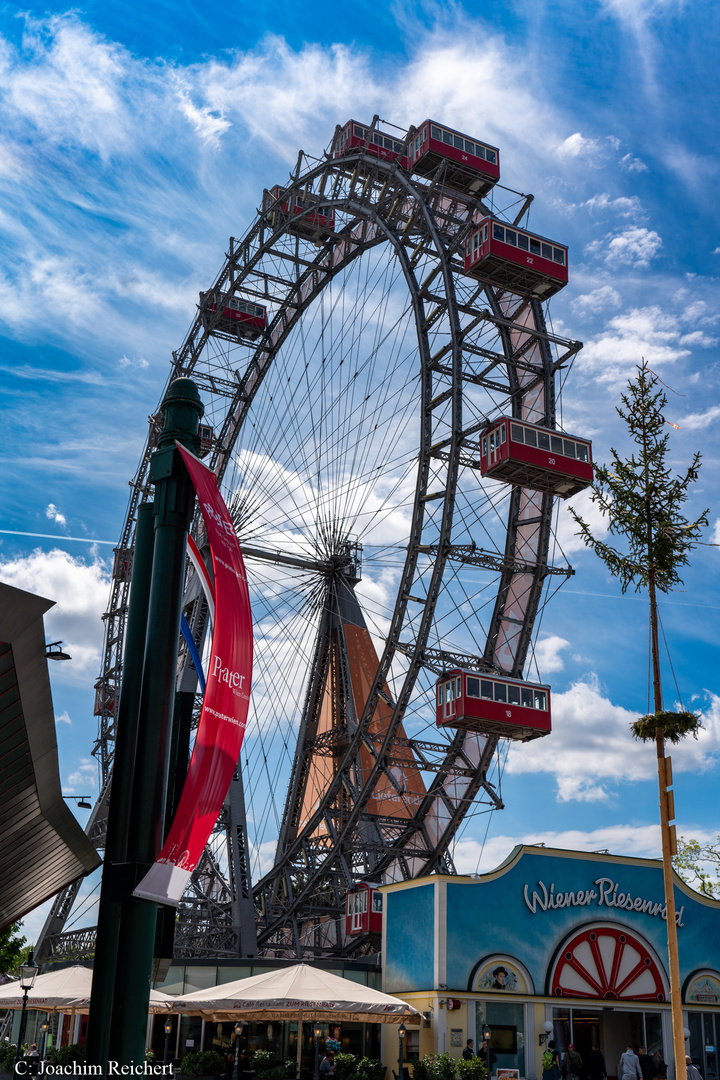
[170,964,421,1077]
[0,966,174,1013]
[0,965,93,1011]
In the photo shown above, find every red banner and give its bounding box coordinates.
[134,443,253,905]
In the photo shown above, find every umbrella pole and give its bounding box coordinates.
[296,1010,303,1080]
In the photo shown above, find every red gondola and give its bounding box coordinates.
[345,882,382,937]
[480,417,593,498]
[200,290,267,340]
[464,217,568,298]
[436,669,551,742]
[264,185,336,240]
[199,424,214,457]
[333,120,408,168]
[409,120,500,196]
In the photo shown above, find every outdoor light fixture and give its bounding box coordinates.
[63,795,93,810]
[313,1022,324,1080]
[539,1021,554,1046]
[40,1020,50,1058]
[45,641,72,661]
[18,951,39,1051]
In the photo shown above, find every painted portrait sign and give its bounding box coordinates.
[472,957,527,993]
[686,972,720,1005]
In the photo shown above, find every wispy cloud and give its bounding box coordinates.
[619,152,649,173]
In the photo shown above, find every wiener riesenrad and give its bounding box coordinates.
[36,116,588,962]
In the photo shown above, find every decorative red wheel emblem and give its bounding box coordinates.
[550,926,665,1001]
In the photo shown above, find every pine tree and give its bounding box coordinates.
[571,360,708,1080]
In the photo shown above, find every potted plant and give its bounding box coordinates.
[176,1049,226,1079]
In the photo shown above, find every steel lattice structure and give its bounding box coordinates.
[35,117,581,963]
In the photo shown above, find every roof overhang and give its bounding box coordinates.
[0,582,101,931]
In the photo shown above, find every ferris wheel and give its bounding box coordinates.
[37,116,584,963]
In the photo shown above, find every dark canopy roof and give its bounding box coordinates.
[0,582,101,931]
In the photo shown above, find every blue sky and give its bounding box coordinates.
[1,0,719,939]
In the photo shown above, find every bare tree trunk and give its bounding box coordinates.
[650,564,686,1080]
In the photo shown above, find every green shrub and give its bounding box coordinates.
[334,1054,359,1080]
[178,1050,226,1077]
[356,1057,386,1080]
[251,1051,295,1080]
[46,1045,86,1067]
[457,1058,487,1080]
[0,1042,18,1072]
[413,1054,457,1080]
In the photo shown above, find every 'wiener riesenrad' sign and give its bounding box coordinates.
[523,876,685,927]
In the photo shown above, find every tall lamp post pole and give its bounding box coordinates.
[232,1021,246,1080]
[483,1027,492,1078]
[314,1022,323,1080]
[163,1020,173,1067]
[398,1023,406,1080]
[17,951,39,1051]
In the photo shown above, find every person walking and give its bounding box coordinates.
[686,1057,703,1080]
[619,1046,643,1080]
[638,1048,657,1080]
[480,1040,497,1074]
[652,1051,668,1080]
[587,1044,607,1080]
[562,1043,584,1080]
[542,1041,561,1080]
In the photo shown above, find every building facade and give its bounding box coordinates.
[381,847,720,1080]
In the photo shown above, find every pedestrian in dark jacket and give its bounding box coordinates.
[638,1047,657,1080]
[587,1044,606,1080]
[562,1045,584,1080]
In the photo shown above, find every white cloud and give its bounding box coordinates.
[45,503,66,526]
[712,519,720,546]
[581,192,644,218]
[579,306,693,386]
[118,355,149,369]
[0,548,109,678]
[505,677,720,802]
[570,285,622,316]
[56,710,72,725]
[4,16,134,159]
[678,331,717,348]
[533,635,571,674]
[453,823,669,874]
[556,488,609,556]
[557,132,620,165]
[677,404,720,431]
[619,152,649,173]
[585,226,663,267]
[65,756,98,793]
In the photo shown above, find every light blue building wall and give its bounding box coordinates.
[381,847,720,1080]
